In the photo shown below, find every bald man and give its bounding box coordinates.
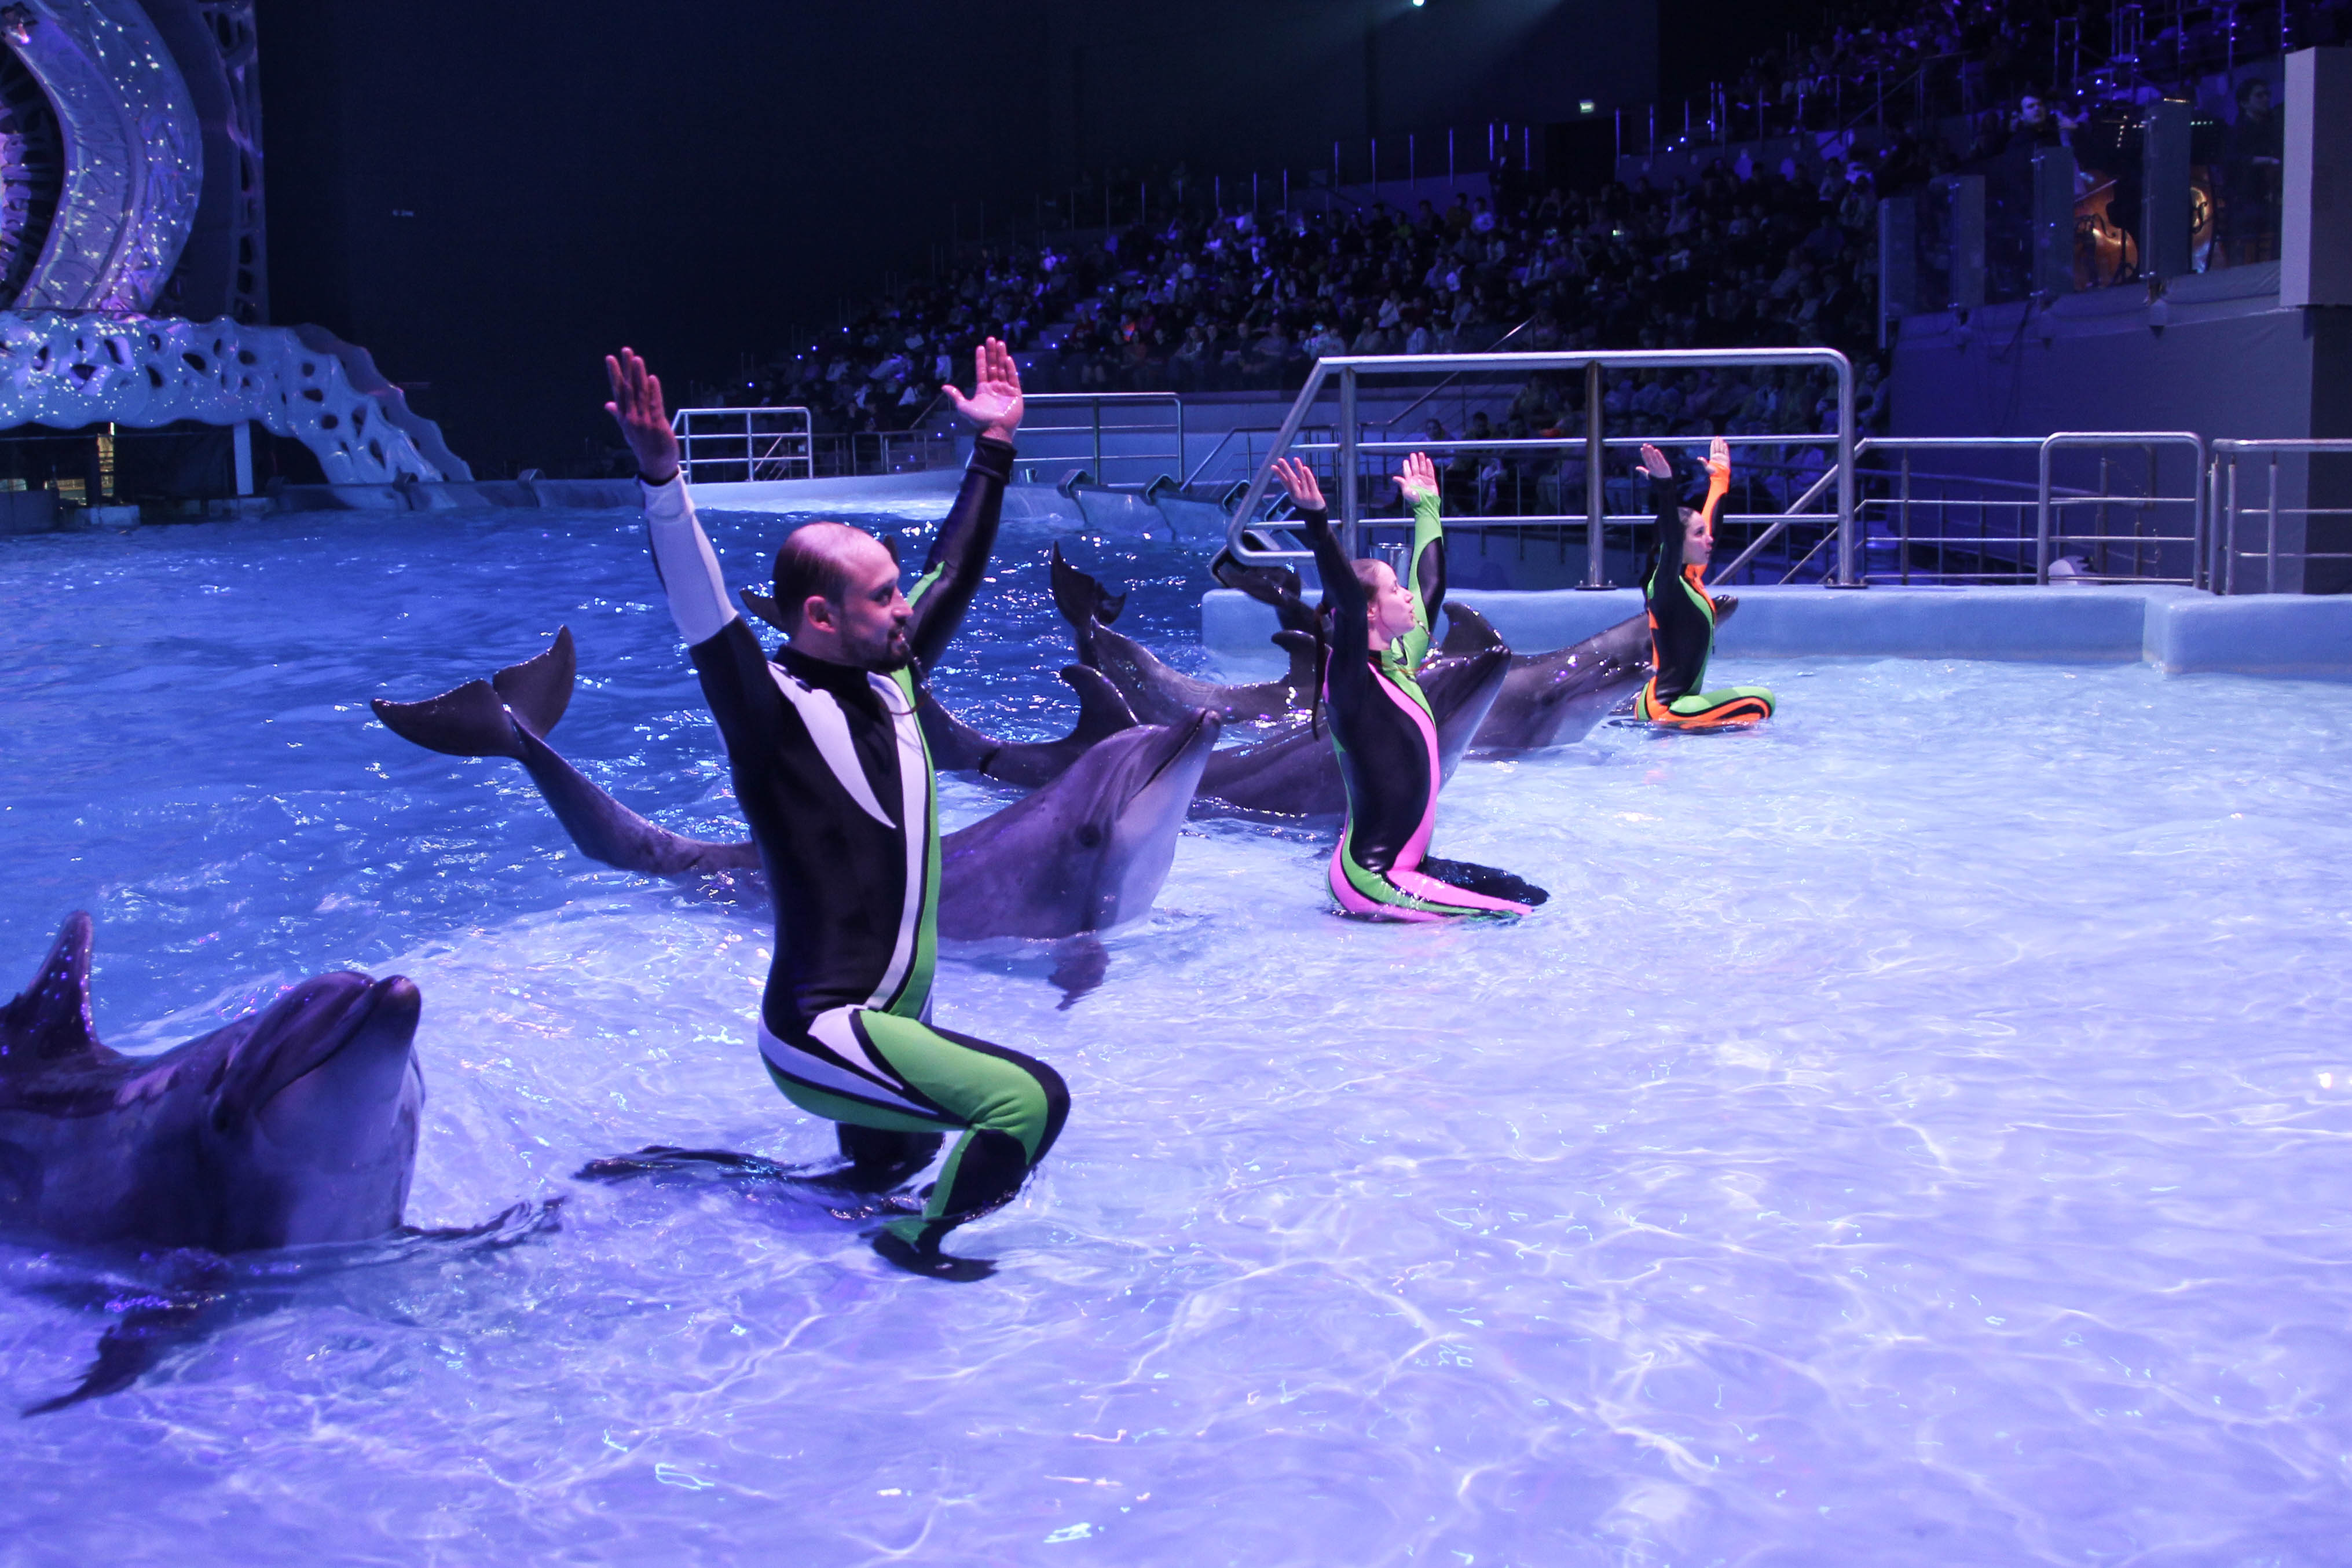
[607,340,1064,1280]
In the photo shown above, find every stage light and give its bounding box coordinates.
[1411,1,1425,8]
[1579,100,1596,114]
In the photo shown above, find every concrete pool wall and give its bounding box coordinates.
[1201,584,2352,680]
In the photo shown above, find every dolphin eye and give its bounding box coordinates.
[1075,823,1103,848]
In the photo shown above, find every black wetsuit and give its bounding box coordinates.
[640,441,1067,1252]
[1298,496,1544,919]
[1636,465,1775,730]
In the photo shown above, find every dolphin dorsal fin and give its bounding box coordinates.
[1059,665,1138,743]
[492,627,576,739]
[1440,603,1504,657]
[1,913,110,1065]
[1049,544,1124,628]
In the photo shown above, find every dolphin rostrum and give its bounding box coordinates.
[370,630,1222,943]
[1052,544,1318,724]
[0,913,424,1255]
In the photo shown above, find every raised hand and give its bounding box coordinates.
[605,348,680,484]
[1705,435,1731,490]
[946,336,1024,444]
[1639,442,1672,479]
[1393,450,1439,505]
[1271,456,1325,511]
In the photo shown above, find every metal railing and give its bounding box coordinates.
[2207,439,2352,594]
[670,406,812,483]
[1713,433,2206,587]
[1011,393,1185,488]
[1222,347,1858,587]
[2038,433,2205,585]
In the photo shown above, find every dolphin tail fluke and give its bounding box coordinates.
[1049,543,1125,630]
[2,911,106,1065]
[1441,603,1506,657]
[1060,666,1138,743]
[490,627,576,738]
[370,680,526,761]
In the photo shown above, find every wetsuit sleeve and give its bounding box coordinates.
[1401,489,1445,669]
[905,437,1016,670]
[1299,505,1370,708]
[1651,464,1686,586]
[640,474,737,646]
[639,475,790,775]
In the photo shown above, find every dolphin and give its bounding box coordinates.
[1450,594,1742,753]
[0,913,424,1255]
[1193,629,1512,820]
[369,630,1222,944]
[1052,544,1319,724]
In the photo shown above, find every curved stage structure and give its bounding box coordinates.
[0,1,467,486]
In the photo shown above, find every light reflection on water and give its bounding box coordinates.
[3,509,2351,1564]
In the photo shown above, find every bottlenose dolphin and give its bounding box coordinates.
[1446,594,1741,753]
[371,631,1222,943]
[1052,545,1319,724]
[0,913,424,1255]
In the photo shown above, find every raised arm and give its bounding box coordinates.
[1642,442,1683,581]
[609,347,734,646]
[907,338,1024,669]
[1698,435,1731,541]
[607,347,781,762]
[1393,451,1445,668]
[1273,457,1369,702]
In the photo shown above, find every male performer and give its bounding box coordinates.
[606,339,1065,1280]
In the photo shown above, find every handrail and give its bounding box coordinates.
[2034,431,2203,585]
[1223,346,1856,585]
[668,405,814,483]
[1016,392,1186,485]
[2207,439,2352,594]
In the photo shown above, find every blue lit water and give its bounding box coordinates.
[5,505,2352,1565]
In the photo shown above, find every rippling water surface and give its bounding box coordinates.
[4,505,2351,1566]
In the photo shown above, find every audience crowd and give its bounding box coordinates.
[723,0,2346,470]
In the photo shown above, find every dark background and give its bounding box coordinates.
[256,0,1671,475]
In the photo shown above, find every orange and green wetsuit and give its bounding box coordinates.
[1636,458,1775,731]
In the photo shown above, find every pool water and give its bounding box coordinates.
[4,507,2352,1565]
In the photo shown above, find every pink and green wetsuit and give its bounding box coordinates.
[1297,494,1547,921]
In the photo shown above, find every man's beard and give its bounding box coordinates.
[859,631,914,672]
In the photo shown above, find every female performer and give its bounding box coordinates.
[1270,452,1546,920]
[1635,438,1776,730]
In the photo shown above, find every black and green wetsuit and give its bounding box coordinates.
[639,442,1068,1257]
[1636,465,1775,730]
[1299,492,1545,919]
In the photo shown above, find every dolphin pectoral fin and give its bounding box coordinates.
[1049,935,1111,1010]
[576,1145,810,1184]
[489,627,576,738]
[370,680,526,761]
[23,1292,222,1416]
[1441,602,1505,657]
[1060,666,1138,743]
[2,912,114,1067]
